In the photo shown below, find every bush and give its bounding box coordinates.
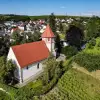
[0,90,12,100]
[97,41,100,47]
[62,46,78,58]
[41,77,57,94]
[73,52,100,71]
[86,38,96,49]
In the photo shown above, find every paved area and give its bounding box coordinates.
[56,54,66,62]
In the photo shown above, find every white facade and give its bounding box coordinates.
[42,37,55,52]
[7,48,43,83]
[18,26,24,31]
[7,48,22,83]
[22,62,43,81]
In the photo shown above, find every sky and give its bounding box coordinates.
[0,0,100,16]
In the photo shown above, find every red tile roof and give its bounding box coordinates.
[41,24,55,38]
[12,41,49,68]
[12,27,18,31]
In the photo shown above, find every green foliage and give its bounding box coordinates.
[43,56,63,84]
[59,23,63,32]
[49,13,62,53]
[0,57,16,84]
[30,15,49,20]
[85,16,100,41]
[11,31,22,45]
[74,37,100,72]
[6,15,30,22]
[4,60,16,84]
[86,38,96,49]
[49,13,56,34]
[11,31,41,46]
[0,36,10,56]
[0,90,12,100]
[41,69,100,100]
[0,56,6,82]
[57,69,100,100]
[73,52,100,71]
[62,46,78,58]
[66,25,84,49]
[26,32,41,43]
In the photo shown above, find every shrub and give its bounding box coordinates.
[62,46,78,58]
[73,52,100,71]
[0,90,12,100]
[97,41,100,47]
[86,38,96,49]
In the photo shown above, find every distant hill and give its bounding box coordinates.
[0,14,90,21]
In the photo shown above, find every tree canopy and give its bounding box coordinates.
[85,16,100,41]
[66,25,84,49]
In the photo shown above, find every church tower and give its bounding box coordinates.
[41,24,55,52]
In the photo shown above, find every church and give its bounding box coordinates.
[7,25,55,83]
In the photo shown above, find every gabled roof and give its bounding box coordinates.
[12,41,49,68]
[41,24,55,38]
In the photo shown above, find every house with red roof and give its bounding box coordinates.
[7,24,55,83]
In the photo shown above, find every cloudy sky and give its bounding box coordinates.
[0,0,100,16]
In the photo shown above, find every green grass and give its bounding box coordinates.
[41,69,100,100]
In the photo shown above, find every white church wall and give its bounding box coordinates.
[22,62,43,81]
[7,48,22,83]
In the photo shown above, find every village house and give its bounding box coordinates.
[7,25,55,83]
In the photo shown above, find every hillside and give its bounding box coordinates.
[73,37,100,72]
[41,69,100,100]
[40,38,100,100]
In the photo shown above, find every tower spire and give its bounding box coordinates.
[41,24,55,52]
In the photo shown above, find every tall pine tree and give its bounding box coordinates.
[49,13,61,57]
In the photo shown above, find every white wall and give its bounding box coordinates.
[18,26,24,31]
[42,38,55,52]
[22,62,43,81]
[7,48,22,83]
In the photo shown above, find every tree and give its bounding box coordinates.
[26,32,41,43]
[59,22,63,32]
[85,16,100,41]
[66,25,84,49]
[49,13,61,55]
[0,56,6,82]
[11,31,22,45]
[43,55,62,85]
[49,13,56,33]
[0,15,6,23]
[0,35,10,56]
[4,60,16,84]
[62,46,78,58]
[0,56,16,84]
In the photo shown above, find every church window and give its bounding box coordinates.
[37,63,39,69]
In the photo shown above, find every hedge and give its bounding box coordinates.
[73,52,100,71]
